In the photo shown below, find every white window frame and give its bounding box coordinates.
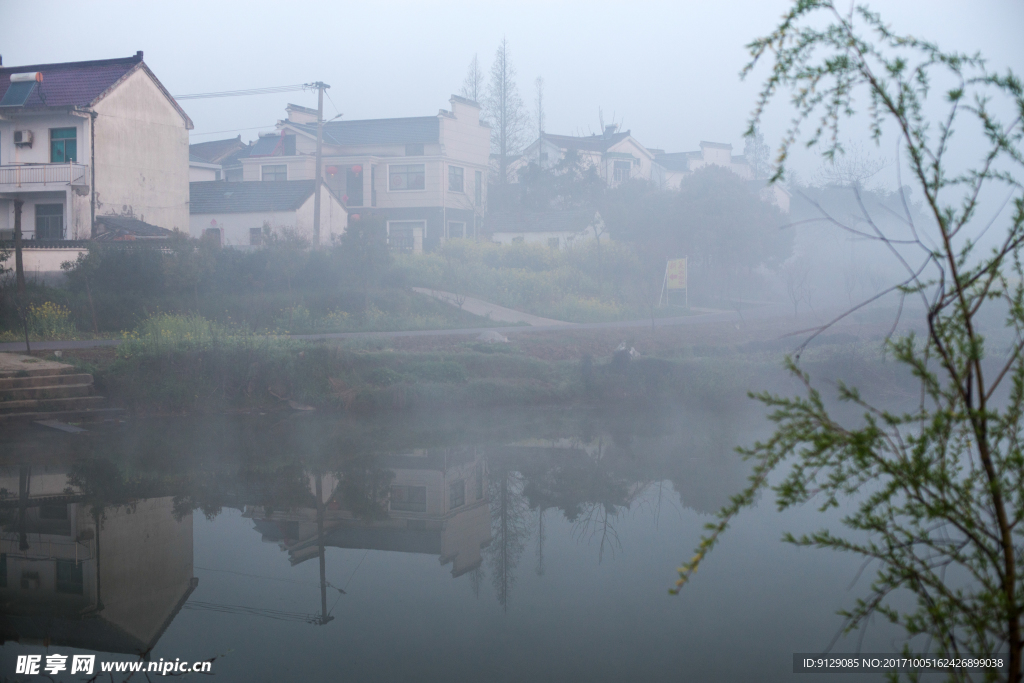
[387,220,425,251]
[387,163,426,192]
[261,164,287,181]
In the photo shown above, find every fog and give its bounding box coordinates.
[2,0,1021,182]
[2,1,1023,680]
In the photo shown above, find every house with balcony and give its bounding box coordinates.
[0,52,192,241]
[236,95,490,251]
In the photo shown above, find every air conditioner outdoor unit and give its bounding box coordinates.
[13,130,32,146]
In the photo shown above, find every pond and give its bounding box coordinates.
[0,406,907,681]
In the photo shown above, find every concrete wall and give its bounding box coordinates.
[92,67,190,232]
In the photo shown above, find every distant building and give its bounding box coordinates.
[652,141,753,189]
[0,52,192,240]
[189,179,346,247]
[232,96,491,251]
[486,209,603,249]
[188,135,250,182]
[516,125,656,186]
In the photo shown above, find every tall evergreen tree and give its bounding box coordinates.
[484,38,529,186]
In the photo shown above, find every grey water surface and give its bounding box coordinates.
[0,407,906,682]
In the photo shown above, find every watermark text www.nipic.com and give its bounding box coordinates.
[15,654,213,676]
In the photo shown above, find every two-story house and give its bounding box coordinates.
[231,95,490,251]
[0,52,192,241]
[514,125,657,186]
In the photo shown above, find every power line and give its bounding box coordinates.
[189,124,277,138]
[175,83,310,100]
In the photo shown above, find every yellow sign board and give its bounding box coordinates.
[665,258,687,290]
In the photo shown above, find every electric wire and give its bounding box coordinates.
[175,83,310,100]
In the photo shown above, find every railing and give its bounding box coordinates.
[0,163,89,188]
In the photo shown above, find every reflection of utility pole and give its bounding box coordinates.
[311,81,330,248]
[18,465,30,551]
[315,473,334,625]
[535,507,545,576]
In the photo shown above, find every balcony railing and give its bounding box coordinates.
[0,163,89,188]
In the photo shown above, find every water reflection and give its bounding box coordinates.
[0,464,194,656]
[0,407,772,680]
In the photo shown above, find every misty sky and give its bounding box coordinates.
[2,0,1022,181]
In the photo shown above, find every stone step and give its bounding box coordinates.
[0,383,94,402]
[0,395,106,414]
[0,373,94,390]
[0,407,123,424]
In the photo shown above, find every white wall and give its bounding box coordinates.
[189,187,347,246]
[92,67,190,232]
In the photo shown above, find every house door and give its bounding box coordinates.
[35,204,64,240]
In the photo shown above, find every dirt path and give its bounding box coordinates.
[411,287,572,326]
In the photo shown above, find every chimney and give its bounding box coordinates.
[604,124,618,136]
[135,51,144,61]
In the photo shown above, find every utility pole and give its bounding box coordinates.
[13,199,25,295]
[312,81,330,247]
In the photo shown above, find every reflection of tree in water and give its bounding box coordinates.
[335,456,394,521]
[486,467,530,611]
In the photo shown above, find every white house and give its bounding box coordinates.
[487,209,603,249]
[236,95,491,251]
[652,142,790,212]
[515,125,656,186]
[188,179,346,247]
[0,52,192,241]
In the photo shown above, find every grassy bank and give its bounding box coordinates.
[42,315,911,416]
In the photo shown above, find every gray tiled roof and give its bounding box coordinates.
[94,214,174,240]
[487,210,595,234]
[190,180,316,214]
[0,54,141,109]
[189,136,245,164]
[541,132,632,153]
[654,153,697,172]
[291,116,440,147]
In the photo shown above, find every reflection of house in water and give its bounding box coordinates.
[247,449,491,579]
[0,465,195,654]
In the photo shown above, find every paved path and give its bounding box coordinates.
[412,287,571,326]
[0,303,782,353]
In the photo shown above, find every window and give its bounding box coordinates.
[449,480,466,509]
[34,204,63,240]
[388,221,423,251]
[614,160,632,182]
[55,559,84,595]
[39,505,68,520]
[475,170,483,207]
[261,164,287,181]
[512,236,525,243]
[448,221,465,239]
[50,127,77,163]
[203,227,222,247]
[448,165,464,192]
[225,167,243,182]
[390,485,427,513]
[548,237,560,249]
[346,166,364,206]
[389,164,425,191]
[249,227,264,246]
[405,143,424,156]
